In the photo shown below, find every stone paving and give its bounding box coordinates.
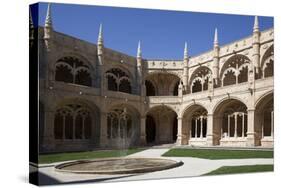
[37,148,274,185]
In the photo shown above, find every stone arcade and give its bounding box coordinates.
[33,5,274,152]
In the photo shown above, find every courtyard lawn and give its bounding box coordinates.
[205,165,273,175]
[39,148,144,164]
[162,149,273,159]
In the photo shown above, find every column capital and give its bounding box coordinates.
[247,108,255,112]
[177,116,182,120]
[140,115,146,119]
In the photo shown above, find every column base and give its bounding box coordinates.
[42,137,55,152]
[246,132,256,147]
[140,135,146,146]
[99,135,108,148]
[206,134,214,146]
[176,135,188,145]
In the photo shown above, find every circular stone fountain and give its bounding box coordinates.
[55,158,183,174]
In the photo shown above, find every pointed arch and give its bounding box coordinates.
[189,66,211,93]
[261,45,274,78]
[55,56,93,86]
[220,54,250,86]
[105,68,132,94]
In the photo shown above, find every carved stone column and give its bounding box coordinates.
[43,109,55,151]
[140,116,146,145]
[206,114,214,146]
[247,108,256,146]
[99,112,108,148]
[176,117,187,145]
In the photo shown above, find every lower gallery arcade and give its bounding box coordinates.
[40,92,273,152]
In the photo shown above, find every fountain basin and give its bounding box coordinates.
[55,157,183,174]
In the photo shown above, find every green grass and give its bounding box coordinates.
[205,165,274,175]
[39,148,144,164]
[162,149,273,159]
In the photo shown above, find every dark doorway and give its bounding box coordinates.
[173,116,178,142]
[146,115,156,143]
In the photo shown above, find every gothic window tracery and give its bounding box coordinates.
[221,55,250,86]
[54,104,92,140]
[106,68,132,94]
[190,67,211,93]
[190,109,207,138]
[55,57,92,86]
[221,104,247,138]
[107,108,133,140]
[261,45,274,78]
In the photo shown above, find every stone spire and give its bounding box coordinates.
[97,23,104,56]
[252,16,261,76]
[136,40,143,96]
[44,3,53,51]
[137,40,142,59]
[184,42,188,60]
[213,28,220,85]
[214,28,219,47]
[182,42,189,92]
[29,7,34,48]
[98,23,103,45]
[29,7,34,29]
[45,3,52,28]
[253,16,259,33]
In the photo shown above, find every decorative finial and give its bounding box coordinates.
[214,28,219,46]
[253,16,259,32]
[98,23,103,44]
[184,42,188,59]
[45,3,52,28]
[29,7,34,29]
[137,40,142,58]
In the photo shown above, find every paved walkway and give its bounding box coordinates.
[37,148,274,185]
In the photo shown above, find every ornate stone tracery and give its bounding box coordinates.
[55,56,92,86]
[106,68,132,93]
[54,104,92,140]
[220,55,250,86]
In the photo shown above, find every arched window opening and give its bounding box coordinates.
[221,55,250,86]
[54,104,92,140]
[145,80,156,96]
[190,67,211,93]
[264,59,274,78]
[221,112,247,138]
[55,57,92,87]
[261,46,274,79]
[221,105,247,138]
[106,68,132,94]
[203,77,209,91]
[75,69,92,86]
[238,66,248,83]
[173,81,179,96]
[107,108,133,140]
[192,79,202,93]
[223,70,236,86]
[190,110,207,138]
[55,65,73,83]
[119,79,131,93]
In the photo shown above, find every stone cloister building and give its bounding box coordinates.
[32,5,274,153]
